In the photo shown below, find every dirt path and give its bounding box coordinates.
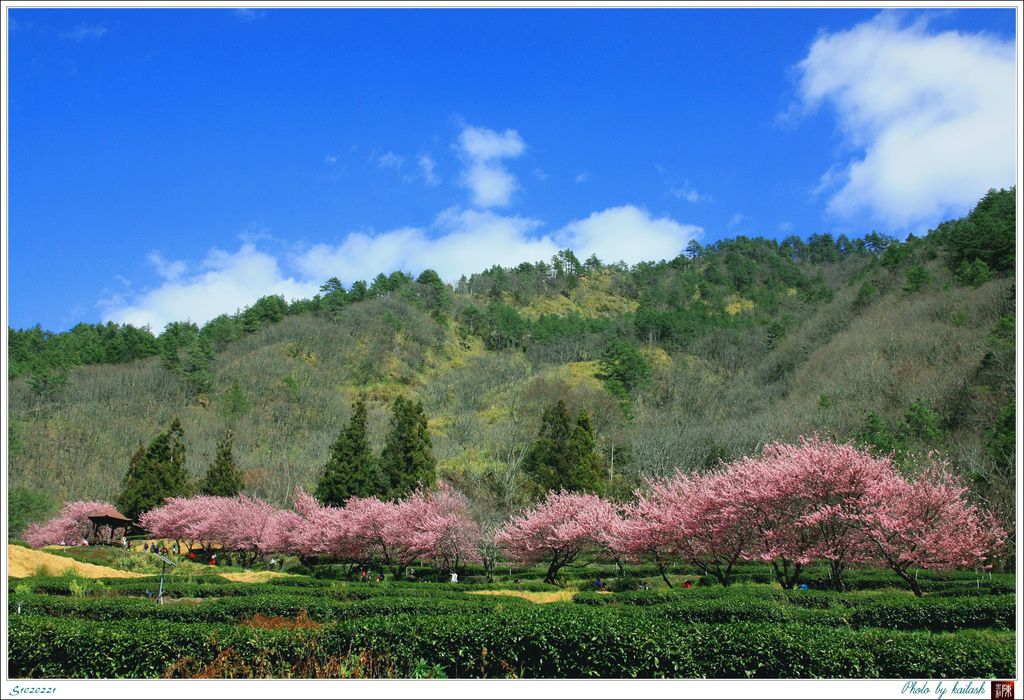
[7,544,145,579]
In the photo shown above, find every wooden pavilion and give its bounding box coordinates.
[86,507,134,544]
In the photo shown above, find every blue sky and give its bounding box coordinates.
[6,6,1017,333]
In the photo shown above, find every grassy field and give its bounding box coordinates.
[6,547,1016,679]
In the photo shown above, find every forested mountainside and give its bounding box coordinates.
[7,188,1016,538]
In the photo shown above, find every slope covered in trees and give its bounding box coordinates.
[7,188,1016,555]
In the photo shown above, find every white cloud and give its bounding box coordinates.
[375,151,405,170]
[62,24,107,41]
[795,14,1015,229]
[233,8,265,22]
[101,244,319,333]
[458,126,525,161]
[553,206,701,264]
[574,172,591,184]
[295,204,699,283]
[146,252,187,281]
[324,154,338,165]
[728,213,752,229]
[100,205,700,331]
[456,125,526,208]
[418,154,439,185]
[669,180,708,203]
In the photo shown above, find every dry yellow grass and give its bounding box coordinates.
[467,589,575,604]
[7,544,145,579]
[219,570,294,583]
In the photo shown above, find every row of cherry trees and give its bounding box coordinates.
[26,438,1005,595]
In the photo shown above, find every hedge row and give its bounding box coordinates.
[572,591,1013,632]
[11,577,490,601]
[9,592,525,624]
[9,608,1014,679]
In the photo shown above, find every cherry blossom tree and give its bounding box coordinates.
[495,491,617,584]
[666,469,759,587]
[768,437,897,591]
[613,498,679,588]
[279,487,364,563]
[862,462,1006,596]
[24,501,117,548]
[409,485,481,575]
[141,495,281,565]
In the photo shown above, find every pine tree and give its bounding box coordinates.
[219,380,251,422]
[116,418,191,520]
[379,397,436,498]
[182,335,215,398]
[523,400,575,493]
[567,410,604,493]
[523,400,604,494]
[316,398,381,505]
[202,431,245,497]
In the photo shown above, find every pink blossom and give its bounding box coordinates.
[24,501,116,548]
[495,491,617,583]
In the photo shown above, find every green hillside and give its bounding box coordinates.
[7,188,1016,540]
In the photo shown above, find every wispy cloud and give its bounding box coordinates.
[669,180,709,203]
[456,125,526,208]
[62,24,107,41]
[418,154,439,185]
[728,213,753,229]
[324,154,338,165]
[793,13,1015,230]
[147,252,187,281]
[574,172,591,184]
[233,8,266,22]
[375,151,405,170]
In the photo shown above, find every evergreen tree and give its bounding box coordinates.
[599,338,651,401]
[316,398,381,505]
[567,410,605,493]
[379,397,436,498]
[523,400,604,494]
[219,379,251,422]
[116,418,191,520]
[181,335,215,398]
[201,430,245,497]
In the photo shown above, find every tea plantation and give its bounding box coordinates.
[7,561,1016,679]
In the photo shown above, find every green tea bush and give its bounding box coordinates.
[9,609,1013,679]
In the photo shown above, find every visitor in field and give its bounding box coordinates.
[682,581,694,589]
[450,572,458,583]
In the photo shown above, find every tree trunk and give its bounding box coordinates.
[828,560,846,592]
[891,566,924,597]
[544,560,560,585]
[771,559,803,589]
[655,556,674,588]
